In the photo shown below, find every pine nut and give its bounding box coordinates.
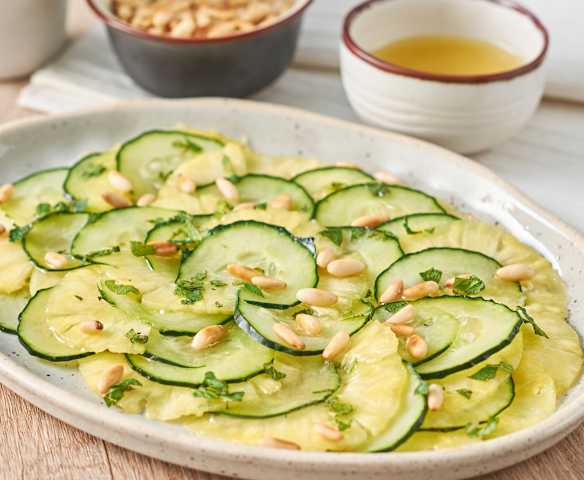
[241,2,271,24]
[102,191,131,208]
[0,184,14,203]
[427,384,444,411]
[170,16,196,38]
[98,364,124,394]
[44,251,68,269]
[496,264,535,282]
[233,202,256,212]
[178,174,196,193]
[335,162,359,168]
[407,334,428,360]
[195,9,212,28]
[351,213,391,228]
[80,320,104,334]
[148,241,178,257]
[226,263,260,282]
[296,288,338,307]
[251,275,287,291]
[208,21,238,38]
[0,224,6,236]
[272,322,305,350]
[295,313,321,336]
[315,423,343,441]
[152,10,173,28]
[268,193,292,210]
[192,325,227,350]
[327,258,366,278]
[380,279,404,303]
[316,247,336,269]
[374,171,400,184]
[403,281,439,300]
[390,324,415,337]
[108,171,133,193]
[136,193,156,206]
[322,331,350,360]
[216,177,239,203]
[385,304,415,325]
[261,436,301,450]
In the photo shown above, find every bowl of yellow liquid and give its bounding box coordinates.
[340,0,548,154]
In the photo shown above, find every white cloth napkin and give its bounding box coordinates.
[18,0,584,113]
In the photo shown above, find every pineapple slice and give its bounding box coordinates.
[398,430,481,451]
[29,268,65,296]
[0,238,33,294]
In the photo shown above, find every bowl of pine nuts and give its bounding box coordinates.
[86,0,312,97]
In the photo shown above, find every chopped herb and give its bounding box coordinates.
[81,163,106,178]
[192,372,244,401]
[264,365,287,381]
[327,399,354,416]
[76,245,121,262]
[175,272,207,304]
[465,416,499,438]
[172,137,202,154]
[238,281,264,297]
[320,228,343,246]
[125,328,149,344]
[382,300,409,315]
[8,224,31,242]
[349,227,366,241]
[74,295,84,301]
[103,378,142,407]
[254,202,267,210]
[213,200,233,219]
[209,279,227,288]
[130,241,156,257]
[104,280,140,296]
[470,362,513,381]
[456,388,473,399]
[35,202,51,218]
[420,267,443,283]
[518,306,549,338]
[453,275,485,295]
[367,182,391,197]
[214,301,223,308]
[158,170,172,183]
[415,382,429,396]
[335,418,352,431]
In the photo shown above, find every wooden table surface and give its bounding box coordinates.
[0,2,583,479]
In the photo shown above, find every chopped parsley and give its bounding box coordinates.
[456,388,473,399]
[470,362,513,381]
[349,227,367,241]
[8,224,31,242]
[209,279,227,288]
[419,267,442,283]
[104,280,140,296]
[130,241,156,257]
[34,199,88,220]
[254,202,267,210]
[103,379,142,407]
[175,272,207,304]
[237,281,264,297]
[172,137,202,154]
[327,398,354,431]
[320,228,343,246]
[35,202,51,218]
[453,275,485,295]
[125,328,149,344]
[81,163,106,178]
[465,416,499,438]
[264,364,287,381]
[192,372,244,401]
[382,300,409,315]
[518,306,549,338]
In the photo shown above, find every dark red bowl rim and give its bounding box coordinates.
[86,0,313,44]
[342,0,549,84]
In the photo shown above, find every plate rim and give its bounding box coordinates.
[0,98,582,475]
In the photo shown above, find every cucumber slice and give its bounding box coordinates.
[0,168,68,225]
[421,377,515,431]
[127,324,273,387]
[22,212,90,271]
[219,355,339,418]
[99,281,230,336]
[413,297,523,379]
[314,183,445,227]
[194,174,315,215]
[18,288,92,361]
[117,130,224,197]
[378,213,459,237]
[63,151,116,212]
[0,289,29,334]
[375,247,523,308]
[365,364,427,452]
[178,220,318,310]
[235,291,370,355]
[317,227,403,285]
[373,303,459,365]
[29,269,65,296]
[293,166,373,200]
[71,206,179,258]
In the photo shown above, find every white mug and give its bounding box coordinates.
[0,0,67,80]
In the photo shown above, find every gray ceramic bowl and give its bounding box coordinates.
[86,0,312,98]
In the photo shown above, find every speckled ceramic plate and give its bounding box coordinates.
[0,99,582,480]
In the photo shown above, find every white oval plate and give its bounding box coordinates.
[0,99,582,480]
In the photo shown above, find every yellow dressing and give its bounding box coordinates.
[371,35,524,76]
